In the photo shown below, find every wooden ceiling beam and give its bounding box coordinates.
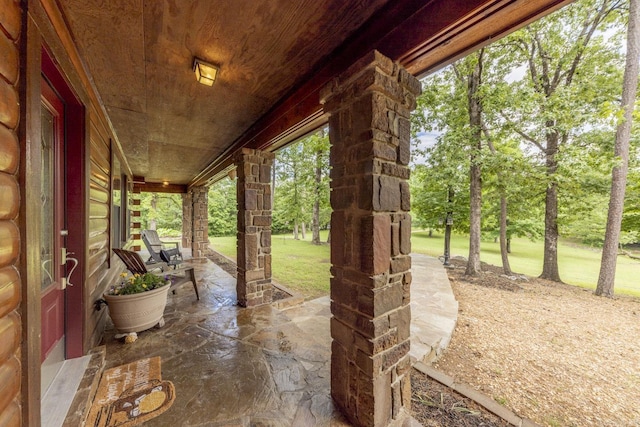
[134,182,188,194]
[190,0,573,187]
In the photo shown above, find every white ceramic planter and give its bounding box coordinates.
[104,284,171,333]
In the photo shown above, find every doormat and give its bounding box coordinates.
[86,356,175,426]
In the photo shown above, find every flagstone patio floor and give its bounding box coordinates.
[94,252,457,426]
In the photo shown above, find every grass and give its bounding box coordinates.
[210,231,331,299]
[209,230,640,298]
[411,231,640,296]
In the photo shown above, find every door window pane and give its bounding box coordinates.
[41,105,55,290]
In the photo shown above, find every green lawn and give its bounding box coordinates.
[411,231,640,296]
[210,231,332,299]
[210,230,640,298]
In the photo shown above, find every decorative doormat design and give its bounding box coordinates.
[86,357,175,426]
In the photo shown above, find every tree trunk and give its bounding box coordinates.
[465,51,484,276]
[301,222,306,239]
[293,221,299,240]
[311,151,322,245]
[466,160,482,276]
[596,0,639,297]
[271,158,276,200]
[539,129,562,282]
[150,194,157,230]
[499,196,512,275]
[312,200,320,244]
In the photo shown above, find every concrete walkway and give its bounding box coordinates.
[408,254,458,363]
[283,253,458,365]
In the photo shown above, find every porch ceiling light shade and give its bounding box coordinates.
[193,58,219,86]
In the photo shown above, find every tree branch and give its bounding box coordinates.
[563,0,622,86]
[498,111,545,151]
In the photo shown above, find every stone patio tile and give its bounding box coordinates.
[97,253,458,426]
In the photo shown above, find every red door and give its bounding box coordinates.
[40,77,66,362]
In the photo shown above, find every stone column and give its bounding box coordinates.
[131,186,142,251]
[320,50,421,427]
[181,192,192,249]
[234,148,274,307]
[190,186,209,260]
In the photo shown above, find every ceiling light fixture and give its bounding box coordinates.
[193,58,219,86]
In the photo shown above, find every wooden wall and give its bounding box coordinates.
[0,1,23,426]
[86,106,117,349]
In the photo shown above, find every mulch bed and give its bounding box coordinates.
[205,249,238,277]
[411,369,511,427]
[446,258,526,293]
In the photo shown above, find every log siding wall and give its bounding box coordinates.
[0,1,23,426]
[86,109,115,349]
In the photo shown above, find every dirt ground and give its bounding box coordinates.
[431,258,640,427]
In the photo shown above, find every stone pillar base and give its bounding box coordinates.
[235,148,274,307]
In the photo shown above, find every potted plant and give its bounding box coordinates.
[103,272,171,334]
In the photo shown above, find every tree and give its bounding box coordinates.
[274,142,309,238]
[413,52,488,275]
[309,129,330,245]
[504,0,624,282]
[462,49,485,275]
[208,179,237,236]
[597,0,640,297]
[273,131,330,241]
[414,48,515,275]
[139,192,183,235]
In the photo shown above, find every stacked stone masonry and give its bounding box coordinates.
[131,187,142,251]
[182,192,192,248]
[190,186,209,259]
[320,51,421,427]
[235,148,274,307]
[0,0,23,425]
[181,187,209,257]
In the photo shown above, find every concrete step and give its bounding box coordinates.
[62,346,106,427]
[41,352,93,427]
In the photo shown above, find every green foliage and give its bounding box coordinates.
[274,141,310,230]
[107,272,169,295]
[208,179,237,236]
[273,130,330,233]
[139,193,183,234]
[410,0,634,254]
[155,228,181,238]
[621,135,640,238]
[410,164,469,232]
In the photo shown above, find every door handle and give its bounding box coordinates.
[63,252,79,288]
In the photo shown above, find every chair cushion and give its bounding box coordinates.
[160,249,181,265]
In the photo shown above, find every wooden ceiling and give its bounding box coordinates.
[59,0,572,189]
